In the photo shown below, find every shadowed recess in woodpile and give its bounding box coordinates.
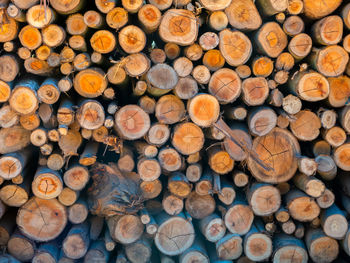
[0,0,349,262]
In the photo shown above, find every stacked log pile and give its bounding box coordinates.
[0,0,349,262]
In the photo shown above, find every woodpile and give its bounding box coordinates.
[0,0,349,262]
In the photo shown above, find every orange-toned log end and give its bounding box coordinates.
[115,105,150,140]
[0,17,18,43]
[208,146,234,175]
[19,25,42,50]
[0,126,31,154]
[32,173,63,200]
[74,68,108,98]
[140,179,162,199]
[188,94,220,127]
[245,234,272,262]
[203,50,225,72]
[90,30,116,54]
[17,197,67,242]
[327,76,350,107]
[242,77,269,106]
[252,57,274,77]
[290,110,321,141]
[247,128,300,184]
[308,235,339,263]
[0,81,11,103]
[172,122,204,155]
[106,7,128,29]
[316,46,349,77]
[138,4,161,32]
[303,0,342,19]
[208,68,241,104]
[118,25,146,54]
[333,143,350,171]
[288,196,320,222]
[296,72,329,102]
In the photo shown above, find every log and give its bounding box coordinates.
[247,106,277,136]
[146,64,178,96]
[155,94,185,124]
[172,122,204,155]
[154,212,195,256]
[247,183,281,216]
[216,233,243,260]
[293,173,325,198]
[74,68,107,98]
[7,230,35,262]
[118,26,145,54]
[185,191,215,219]
[321,204,348,240]
[188,94,220,127]
[32,242,59,263]
[283,15,304,36]
[333,142,350,171]
[174,76,198,99]
[303,0,342,19]
[63,222,90,259]
[199,213,226,242]
[272,234,308,263]
[17,197,67,241]
[68,198,88,224]
[242,77,269,106]
[125,237,152,263]
[208,145,234,175]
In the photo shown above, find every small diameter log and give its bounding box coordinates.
[117,146,135,172]
[134,141,158,158]
[316,189,335,209]
[0,174,30,207]
[118,26,145,54]
[340,106,350,133]
[195,170,212,195]
[179,238,209,263]
[74,68,107,98]
[140,179,162,199]
[0,149,30,180]
[162,192,183,215]
[68,198,88,224]
[208,145,234,175]
[0,211,16,246]
[155,95,185,125]
[146,64,178,96]
[216,233,243,260]
[125,53,151,78]
[62,223,90,260]
[283,15,304,36]
[199,213,226,242]
[298,157,317,176]
[32,242,59,263]
[272,234,308,263]
[203,50,225,71]
[89,215,104,241]
[174,57,193,77]
[293,173,325,198]
[150,48,166,64]
[319,109,337,129]
[312,16,343,46]
[232,170,249,188]
[285,189,320,222]
[84,240,110,263]
[167,172,191,198]
[208,68,241,104]
[69,35,86,51]
[58,187,79,206]
[0,80,11,103]
[174,76,198,100]
[255,22,287,58]
[37,78,60,105]
[79,142,99,166]
[154,212,195,256]
[247,183,281,216]
[159,9,198,46]
[8,230,35,262]
[242,77,269,106]
[164,43,180,60]
[218,179,236,205]
[247,127,300,183]
[18,25,42,50]
[192,65,211,85]
[107,64,128,86]
[208,11,228,31]
[185,191,215,219]
[290,110,321,141]
[247,107,277,136]
[282,94,302,115]
[58,130,82,158]
[303,0,342,20]
[172,122,204,155]
[107,215,144,244]
[188,94,220,127]
[219,29,252,66]
[114,105,150,140]
[288,33,312,60]
[310,45,349,77]
[17,197,67,242]
[244,220,272,262]
[0,55,19,83]
[289,71,329,102]
[186,163,202,183]
[224,194,254,235]
[26,5,55,29]
[252,57,273,78]
[32,167,63,199]
[321,204,348,240]
[106,7,128,30]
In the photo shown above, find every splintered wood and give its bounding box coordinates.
[0,0,349,262]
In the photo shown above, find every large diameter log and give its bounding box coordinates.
[290,110,321,141]
[247,128,300,183]
[0,126,30,154]
[312,16,343,46]
[285,189,320,222]
[7,230,35,262]
[272,234,308,263]
[107,215,144,244]
[303,0,342,19]
[32,167,63,199]
[9,79,39,115]
[185,191,215,219]
[172,122,204,155]
[0,149,30,180]
[154,212,195,256]
[242,77,269,106]
[159,9,198,46]
[305,228,339,263]
[255,22,287,58]
[321,204,348,240]
[219,29,252,66]
[17,197,67,242]
[224,0,261,31]
[114,105,150,140]
[50,0,85,14]
[247,183,281,216]
[187,94,220,127]
[208,68,241,104]
[216,233,243,260]
[118,26,146,54]
[73,68,108,98]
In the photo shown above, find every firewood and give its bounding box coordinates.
[107,215,144,244]
[7,230,36,262]
[247,183,281,216]
[216,233,243,260]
